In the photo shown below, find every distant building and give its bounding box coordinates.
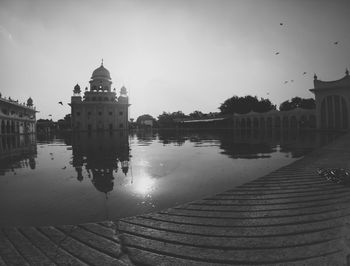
[310,69,350,130]
[36,119,57,135]
[70,62,130,131]
[0,96,36,135]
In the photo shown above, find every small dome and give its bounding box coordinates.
[91,63,111,80]
[27,97,33,107]
[74,83,81,93]
[120,86,127,95]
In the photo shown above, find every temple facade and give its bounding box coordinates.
[310,69,350,130]
[0,96,36,135]
[70,62,129,131]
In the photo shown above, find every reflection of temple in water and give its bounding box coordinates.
[0,134,37,175]
[71,131,130,193]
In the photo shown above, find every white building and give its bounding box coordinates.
[71,62,130,131]
[0,96,36,135]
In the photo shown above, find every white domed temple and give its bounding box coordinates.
[70,61,129,131]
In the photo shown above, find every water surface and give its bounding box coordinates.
[0,129,338,226]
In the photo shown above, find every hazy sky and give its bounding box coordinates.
[1,0,349,120]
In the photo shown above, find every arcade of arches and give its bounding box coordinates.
[231,109,316,130]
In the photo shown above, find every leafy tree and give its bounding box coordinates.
[188,110,204,119]
[299,98,316,109]
[136,114,155,124]
[254,98,276,113]
[279,97,315,111]
[136,114,156,128]
[157,111,186,127]
[219,95,275,115]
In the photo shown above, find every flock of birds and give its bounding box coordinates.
[275,22,339,85]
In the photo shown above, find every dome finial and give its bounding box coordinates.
[346,68,349,76]
[314,73,318,80]
[101,58,104,66]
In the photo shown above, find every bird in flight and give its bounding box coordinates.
[291,80,294,82]
[275,52,280,55]
[280,22,283,26]
[284,81,288,84]
[62,166,67,170]
[334,41,339,45]
[48,114,52,116]
[303,72,307,75]
[58,101,63,105]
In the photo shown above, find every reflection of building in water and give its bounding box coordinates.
[220,129,339,158]
[71,132,130,193]
[157,129,339,159]
[134,129,157,146]
[70,61,130,131]
[0,134,37,175]
[0,96,36,135]
[310,70,350,130]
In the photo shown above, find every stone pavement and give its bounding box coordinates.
[1,133,350,265]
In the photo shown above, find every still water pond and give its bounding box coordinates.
[0,129,338,227]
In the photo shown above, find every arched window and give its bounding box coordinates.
[290,116,297,128]
[321,98,327,128]
[275,116,281,128]
[6,121,10,134]
[300,115,307,128]
[282,116,289,128]
[1,120,5,134]
[342,97,348,129]
[309,115,316,128]
[236,119,240,128]
[241,118,246,128]
[334,95,341,128]
[246,118,251,128]
[253,118,259,128]
[267,117,272,128]
[260,117,265,128]
[321,95,348,129]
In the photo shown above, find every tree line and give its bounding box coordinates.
[135,95,315,128]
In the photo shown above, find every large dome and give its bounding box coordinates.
[91,64,111,80]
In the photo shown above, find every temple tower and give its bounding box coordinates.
[70,62,130,131]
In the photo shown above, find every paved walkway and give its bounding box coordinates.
[1,133,350,265]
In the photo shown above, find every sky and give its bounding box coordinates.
[0,0,349,120]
